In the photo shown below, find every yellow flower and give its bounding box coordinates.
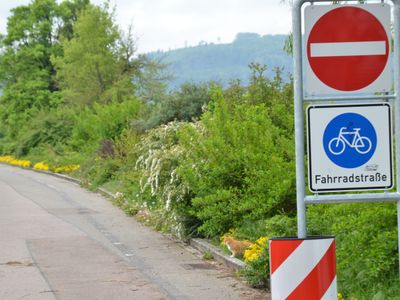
[33,162,49,171]
[0,156,31,168]
[243,236,269,263]
[0,156,80,174]
[53,164,80,173]
[255,236,268,246]
[0,155,14,163]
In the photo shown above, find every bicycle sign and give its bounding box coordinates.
[307,103,392,192]
[323,112,376,168]
[328,127,372,155]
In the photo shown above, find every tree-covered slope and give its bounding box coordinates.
[149,33,292,88]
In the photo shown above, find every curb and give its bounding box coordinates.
[32,168,82,185]
[190,238,246,270]
[1,163,247,271]
[97,187,118,199]
[27,168,118,201]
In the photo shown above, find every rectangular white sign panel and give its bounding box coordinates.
[304,4,392,97]
[307,103,393,193]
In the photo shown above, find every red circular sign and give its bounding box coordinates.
[307,7,389,91]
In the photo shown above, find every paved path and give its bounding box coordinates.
[0,164,267,299]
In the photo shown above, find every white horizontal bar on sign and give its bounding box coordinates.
[310,41,386,57]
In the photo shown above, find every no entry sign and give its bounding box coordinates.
[305,4,391,96]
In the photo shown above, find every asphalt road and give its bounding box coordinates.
[0,164,266,300]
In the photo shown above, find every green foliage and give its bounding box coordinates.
[0,0,88,143]
[236,205,399,296]
[235,203,398,297]
[52,4,154,107]
[237,215,296,288]
[52,3,122,105]
[113,128,142,163]
[134,121,197,238]
[178,74,296,237]
[264,214,297,237]
[241,239,270,288]
[189,189,242,238]
[202,251,214,260]
[69,98,141,153]
[15,108,75,157]
[1,2,397,296]
[143,82,211,129]
[80,155,120,187]
[307,203,399,298]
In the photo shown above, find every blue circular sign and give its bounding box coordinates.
[323,112,377,168]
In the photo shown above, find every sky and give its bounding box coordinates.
[0,0,292,53]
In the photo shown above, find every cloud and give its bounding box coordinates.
[110,0,291,52]
[0,0,291,53]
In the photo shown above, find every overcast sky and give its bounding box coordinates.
[0,0,292,53]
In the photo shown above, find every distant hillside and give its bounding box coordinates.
[148,33,293,89]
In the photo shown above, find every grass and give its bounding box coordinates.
[202,251,214,260]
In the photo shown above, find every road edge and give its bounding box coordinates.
[1,163,247,271]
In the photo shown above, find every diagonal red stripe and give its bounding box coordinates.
[270,240,303,274]
[286,241,336,300]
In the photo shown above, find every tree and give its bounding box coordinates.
[0,0,89,151]
[52,4,149,106]
[52,3,121,106]
[145,82,211,129]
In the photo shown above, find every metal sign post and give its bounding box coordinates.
[292,0,400,276]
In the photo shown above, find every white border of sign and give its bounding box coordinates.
[307,103,393,193]
[304,4,392,97]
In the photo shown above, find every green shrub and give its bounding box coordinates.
[264,214,297,237]
[237,205,398,297]
[134,121,198,238]
[178,84,296,237]
[79,155,120,187]
[14,108,75,157]
[69,98,141,153]
[147,82,211,127]
[307,203,399,298]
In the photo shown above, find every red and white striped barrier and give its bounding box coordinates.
[269,237,337,300]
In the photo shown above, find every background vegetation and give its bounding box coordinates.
[0,1,398,299]
[149,33,292,89]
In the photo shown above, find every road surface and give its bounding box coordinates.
[0,164,267,299]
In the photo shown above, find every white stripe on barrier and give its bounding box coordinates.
[271,239,333,299]
[321,275,337,300]
[310,41,386,57]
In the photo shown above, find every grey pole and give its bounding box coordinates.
[392,0,400,277]
[293,0,307,239]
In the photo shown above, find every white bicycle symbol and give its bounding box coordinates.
[328,127,372,155]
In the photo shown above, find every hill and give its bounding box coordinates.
[148,33,293,89]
